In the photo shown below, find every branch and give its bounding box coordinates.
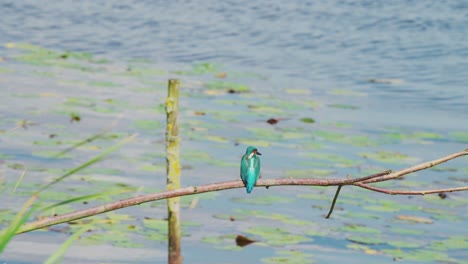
[355,183,468,195]
[361,149,468,184]
[15,149,467,234]
[16,177,383,234]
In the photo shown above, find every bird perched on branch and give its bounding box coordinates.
[240,146,262,193]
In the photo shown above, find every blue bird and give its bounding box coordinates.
[240,146,262,193]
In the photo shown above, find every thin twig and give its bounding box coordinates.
[325,186,342,219]
[355,183,468,195]
[321,171,391,219]
[361,149,468,184]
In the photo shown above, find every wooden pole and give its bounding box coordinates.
[166,79,182,264]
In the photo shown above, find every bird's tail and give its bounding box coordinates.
[246,183,254,194]
[245,176,256,193]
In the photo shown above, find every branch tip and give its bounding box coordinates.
[326,185,342,219]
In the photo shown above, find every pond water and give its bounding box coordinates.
[1,1,467,263]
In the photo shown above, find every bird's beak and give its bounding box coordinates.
[256,151,262,156]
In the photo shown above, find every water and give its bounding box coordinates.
[2,0,467,130]
[1,1,467,263]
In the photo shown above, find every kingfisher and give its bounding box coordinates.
[240,146,262,193]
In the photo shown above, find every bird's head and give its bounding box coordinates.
[245,146,261,159]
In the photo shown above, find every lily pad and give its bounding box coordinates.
[143,218,167,233]
[262,250,314,264]
[201,234,242,251]
[430,166,458,172]
[89,81,120,87]
[213,213,248,221]
[327,104,359,110]
[313,130,378,147]
[204,135,229,143]
[246,226,310,246]
[329,89,366,97]
[205,81,249,92]
[232,196,294,205]
[346,244,381,255]
[387,239,424,248]
[236,210,315,227]
[299,117,315,124]
[390,227,424,235]
[248,105,285,115]
[346,235,385,245]
[359,151,419,164]
[339,224,381,234]
[382,249,454,262]
[175,62,220,75]
[304,152,356,167]
[450,131,468,143]
[429,235,468,251]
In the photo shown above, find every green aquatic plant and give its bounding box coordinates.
[0,133,136,254]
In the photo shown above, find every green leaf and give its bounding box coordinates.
[44,222,94,264]
[0,196,39,253]
[40,134,137,192]
[299,117,315,124]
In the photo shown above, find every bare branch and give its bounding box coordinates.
[355,183,468,195]
[14,149,467,234]
[362,149,468,184]
[325,186,342,219]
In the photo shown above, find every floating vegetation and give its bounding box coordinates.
[339,224,381,234]
[245,226,310,246]
[262,250,314,264]
[313,130,378,147]
[450,131,468,143]
[205,80,250,93]
[359,151,419,164]
[303,152,356,168]
[299,117,315,124]
[201,234,242,251]
[1,43,467,264]
[346,235,386,245]
[327,104,359,110]
[329,89,367,97]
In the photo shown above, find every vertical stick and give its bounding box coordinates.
[166,79,182,264]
